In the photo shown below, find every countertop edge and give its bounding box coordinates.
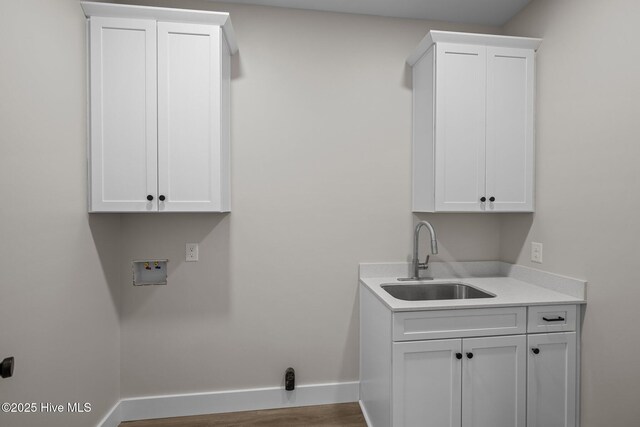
[359,269,586,312]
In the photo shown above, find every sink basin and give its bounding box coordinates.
[381,282,495,301]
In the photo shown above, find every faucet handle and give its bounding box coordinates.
[418,255,430,271]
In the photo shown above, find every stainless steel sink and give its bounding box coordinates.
[381,282,495,301]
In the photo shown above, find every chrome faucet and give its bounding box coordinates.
[399,221,438,280]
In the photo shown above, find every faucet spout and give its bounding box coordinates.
[419,221,438,255]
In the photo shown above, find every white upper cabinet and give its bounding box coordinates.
[88,16,158,212]
[485,47,535,212]
[408,31,541,212]
[157,22,230,212]
[82,2,237,212]
[434,43,487,212]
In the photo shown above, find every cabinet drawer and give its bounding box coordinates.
[393,307,526,341]
[527,305,577,333]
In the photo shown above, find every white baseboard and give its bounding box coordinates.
[359,400,373,427]
[96,401,123,427]
[98,381,359,426]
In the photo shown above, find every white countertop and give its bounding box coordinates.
[359,262,586,312]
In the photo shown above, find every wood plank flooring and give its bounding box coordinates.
[119,403,367,427]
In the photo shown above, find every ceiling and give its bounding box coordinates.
[211,0,533,26]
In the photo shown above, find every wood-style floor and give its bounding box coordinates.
[119,403,367,427]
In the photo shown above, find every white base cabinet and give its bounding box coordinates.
[393,335,526,427]
[393,339,462,427]
[360,285,580,427]
[82,2,237,213]
[528,332,577,427]
[462,335,526,427]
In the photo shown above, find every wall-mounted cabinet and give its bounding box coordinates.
[81,2,238,212]
[407,31,541,212]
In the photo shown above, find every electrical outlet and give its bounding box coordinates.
[186,243,199,262]
[531,242,543,263]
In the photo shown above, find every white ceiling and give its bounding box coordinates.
[212,0,533,26]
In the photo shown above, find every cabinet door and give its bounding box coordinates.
[89,17,158,212]
[485,47,534,212]
[462,335,526,427]
[434,43,486,212]
[157,22,224,212]
[393,339,462,427]
[528,333,577,427]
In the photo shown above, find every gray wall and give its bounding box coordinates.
[114,0,503,397]
[503,0,640,425]
[11,0,634,426]
[0,0,503,423]
[0,1,121,426]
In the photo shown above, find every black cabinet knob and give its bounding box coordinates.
[456,353,463,360]
[480,197,486,202]
[466,352,473,359]
[159,195,166,201]
[1,357,14,379]
[532,348,540,355]
[489,196,496,202]
[147,195,154,201]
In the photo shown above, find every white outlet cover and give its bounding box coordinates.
[531,242,543,263]
[186,243,199,262]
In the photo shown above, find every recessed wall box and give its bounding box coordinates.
[132,260,168,286]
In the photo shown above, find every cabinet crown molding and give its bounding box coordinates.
[407,30,541,66]
[80,1,238,54]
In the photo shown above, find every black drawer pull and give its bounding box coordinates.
[542,316,565,322]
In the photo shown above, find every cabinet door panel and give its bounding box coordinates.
[462,335,526,427]
[434,43,486,212]
[393,339,462,427]
[485,47,534,211]
[89,17,157,212]
[158,22,222,212]
[528,333,577,427]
